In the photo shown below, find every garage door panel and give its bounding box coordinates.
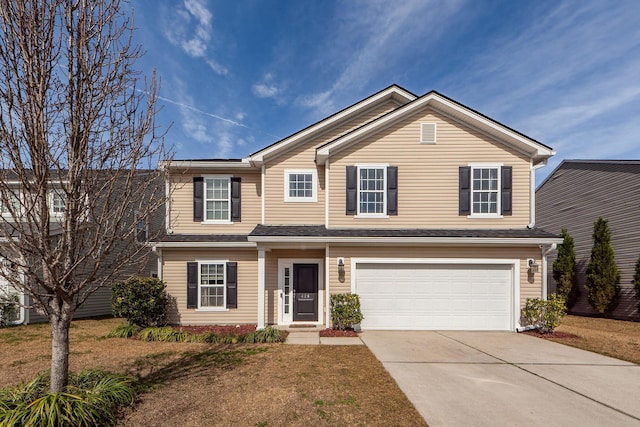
[356,263,512,331]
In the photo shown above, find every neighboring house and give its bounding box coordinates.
[536,160,640,320]
[0,172,161,325]
[154,85,561,331]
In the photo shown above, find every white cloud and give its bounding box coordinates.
[252,73,282,99]
[162,0,228,76]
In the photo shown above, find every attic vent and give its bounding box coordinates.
[420,123,436,144]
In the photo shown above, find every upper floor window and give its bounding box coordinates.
[193,176,241,223]
[205,177,230,222]
[472,167,499,214]
[358,166,386,215]
[0,192,20,217]
[459,165,511,217]
[284,170,317,202]
[50,190,66,216]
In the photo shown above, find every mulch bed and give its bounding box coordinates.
[177,324,257,335]
[522,330,580,339]
[319,328,358,337]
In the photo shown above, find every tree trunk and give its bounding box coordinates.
[50,309,72,392]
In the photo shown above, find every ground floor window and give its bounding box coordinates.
[200,263,225,308]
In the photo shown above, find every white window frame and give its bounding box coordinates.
[469,164,502,218]
[196,260,228,311]
[50,189,66,218]
[356,164,388,218]
[202,175,231,224]
[0,191,20,219]
[284,169,317,202]
[420,123,437,144]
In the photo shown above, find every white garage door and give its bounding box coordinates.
[355,263,513,330]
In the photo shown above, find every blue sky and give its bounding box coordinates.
[130,0,640,181]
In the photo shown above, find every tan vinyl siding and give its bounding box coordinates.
[162,248,258,325]
[264,100,400,224]
[169,171,261,234]
[264,249,325,324]
[328,108,532,228]
[327,246,542,307]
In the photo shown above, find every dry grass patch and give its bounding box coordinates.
[0,319,426,426]
[546,315,640,364]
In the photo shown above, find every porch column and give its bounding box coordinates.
[257,248,266,330]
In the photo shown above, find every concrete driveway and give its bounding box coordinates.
[361,331,640,426]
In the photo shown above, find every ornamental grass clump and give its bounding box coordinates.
[0,369,135,426]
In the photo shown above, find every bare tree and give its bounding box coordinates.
[0,0,168,392]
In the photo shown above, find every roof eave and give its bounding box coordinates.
[153,241,257,248]
[247,236,563,245]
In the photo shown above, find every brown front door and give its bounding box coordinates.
[293,264,318,322]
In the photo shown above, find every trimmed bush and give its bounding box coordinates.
[111,277,169,327]
[330,293,364,330]
[553,228,577,306]
[521,294,567,333]
[0,369,135,426]
[586,217,620,313]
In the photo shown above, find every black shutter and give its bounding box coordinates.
[230,177,241,222]
[226,262,237,309]
[501,166,512,216]
[346,166,357,215]
[186,262,198,309]
[387,166,398,215]
[459,166,471,215]
[193,177,204,222]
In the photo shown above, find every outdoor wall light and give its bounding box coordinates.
[337,257,345,274]
[528,258,539,274]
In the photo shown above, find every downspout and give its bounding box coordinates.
[165,174,172,234]
[152,246,163,280]
[527,159,547,229]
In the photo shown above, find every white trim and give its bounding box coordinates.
[325,244,330,328]
[248,235,563,245]
[420,122,437,144]
[201,175,232,223]
[276,258,324,326]
[156,248,163,281]
[469,165,501,217]
[325,160,330,228]
[257,249,266,329]
[165,176,172,233]
[261,165,265,224]
[251,86,416,163]
[350,257,521,331]
[195,259,228,310]
[316,92,555,163]
[356,164,388,217]
[162,159,255,170]
[153,241,256,248]
[284,169,318,202]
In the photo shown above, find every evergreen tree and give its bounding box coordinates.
[586,218,620,313]
[553,228,576,306]
[634,256,640,311]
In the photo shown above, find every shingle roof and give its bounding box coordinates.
[249,225,558,239]
[159,234,249,243]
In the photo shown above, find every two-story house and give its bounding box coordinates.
[155,85,561,331]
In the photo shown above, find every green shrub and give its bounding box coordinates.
[330,293,364,330]
[0,294,19,327]
[0,369,135,426]
[586,217,621,313]
[553,228,577,306]
[521,294,567,333]
[111,277,169,327]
